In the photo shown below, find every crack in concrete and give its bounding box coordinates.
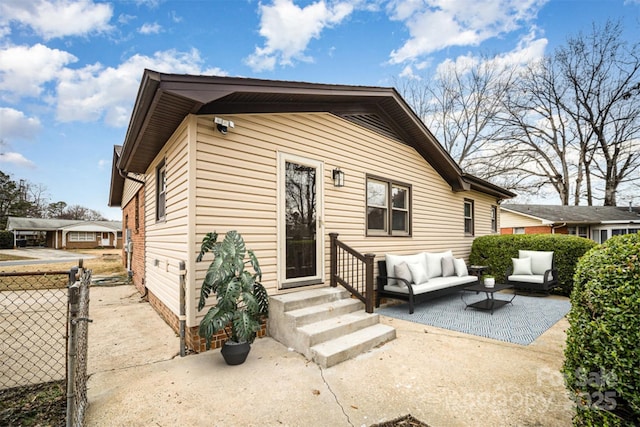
[318,365,355,427]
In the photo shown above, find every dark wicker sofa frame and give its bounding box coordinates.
[375,260,478,314]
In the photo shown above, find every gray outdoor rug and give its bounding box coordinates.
[377,291,571,345]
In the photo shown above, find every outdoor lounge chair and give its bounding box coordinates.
[505,250,558,294]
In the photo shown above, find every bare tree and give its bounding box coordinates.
[395,57,516,168]
[492,56,598,205]
[58,204,106,221]
[556,20,640,206]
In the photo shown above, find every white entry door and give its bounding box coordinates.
[101,232,110,246]
[278,153,324,289]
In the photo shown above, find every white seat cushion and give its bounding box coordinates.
[384,275,477,295]
[519,250,553,275]
[508,274,545,284]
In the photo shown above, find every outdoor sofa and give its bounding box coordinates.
[376,251,479,314]
[505,250,558,294]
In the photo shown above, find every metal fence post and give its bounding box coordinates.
[329,233,338,287]
[179,261,186,357]
[364,253,375,313]
[66,267,79,427]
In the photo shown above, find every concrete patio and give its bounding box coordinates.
[85,284,574,426]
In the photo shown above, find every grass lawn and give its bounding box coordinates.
[0,253,32,262]
[1,249,126,274]
[0,249,127,290]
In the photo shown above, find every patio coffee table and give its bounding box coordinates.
[461,283,516,315]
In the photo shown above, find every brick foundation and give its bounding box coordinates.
[147,288,267,353]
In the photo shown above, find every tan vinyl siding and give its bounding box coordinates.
[144,119,191,318]
[500,210,545,228]
[191,112,502,324]
[122,178,144,207]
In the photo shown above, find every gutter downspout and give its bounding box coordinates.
[118,167,146,185]
[551,223,566,234]
[179,261,187,357]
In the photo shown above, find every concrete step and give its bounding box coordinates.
[297,311,381,348]
[285,298,364,327]
[270,288,351,313]
[311,323,397,368]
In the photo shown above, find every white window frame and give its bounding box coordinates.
[464,199,474,236]
[68,231,96,242]
[156,159,166,222]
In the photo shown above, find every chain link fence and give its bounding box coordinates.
[0,266,91,426]
[0,270,72,388]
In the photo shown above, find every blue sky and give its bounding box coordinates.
[1,0,639,220]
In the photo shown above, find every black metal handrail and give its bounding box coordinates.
[329,233,375,313]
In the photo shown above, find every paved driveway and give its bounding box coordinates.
[0,248,95,267]
[85,285,575,427]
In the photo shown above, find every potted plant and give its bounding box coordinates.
[196,230,269,365]
[483,274,495,288]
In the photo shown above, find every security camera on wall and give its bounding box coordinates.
[214,117,235,135]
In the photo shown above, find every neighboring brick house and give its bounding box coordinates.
[6,217,122,249]
[500,204,640,243]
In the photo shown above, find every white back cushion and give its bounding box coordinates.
[424,250,453,279]
[512,257,532,275]
[453,258,468,277]
[519,250,553,275]
[407,261,429,284]
[385,253,427,286]
[393,262,413,287]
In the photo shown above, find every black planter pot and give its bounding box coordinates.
[220,341,251,365]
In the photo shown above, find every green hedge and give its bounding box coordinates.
[0,231,14,249]
[563,232,640,426]
[469,234,597,295]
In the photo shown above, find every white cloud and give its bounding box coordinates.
[118,14,136,25]
[387,0,548,64]
[0,44,77,99]
[434,32,547,76]
[0,108,42,140]
[245,0,355,72]
[0,0,113,40]
[0,151,35,168]
[55,48,227,127]
[98,159,107,169]
[139,22,162,34]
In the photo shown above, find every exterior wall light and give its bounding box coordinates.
[332,168,345,187]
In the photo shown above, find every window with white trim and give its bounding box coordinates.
[491,205,498,233]
[366,177,411,236]
[68,232,95,242]
[156,160,166,221]
[464,199,474,236]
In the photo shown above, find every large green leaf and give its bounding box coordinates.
[199,306,233,349]
[220,231,246,271]
[196,232,219,262]
[232,311,259,343]
[253,282,270,317]
[248,249,262,281]
[216,278,242,311]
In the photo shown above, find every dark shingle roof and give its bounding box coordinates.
[501,204,640,224]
